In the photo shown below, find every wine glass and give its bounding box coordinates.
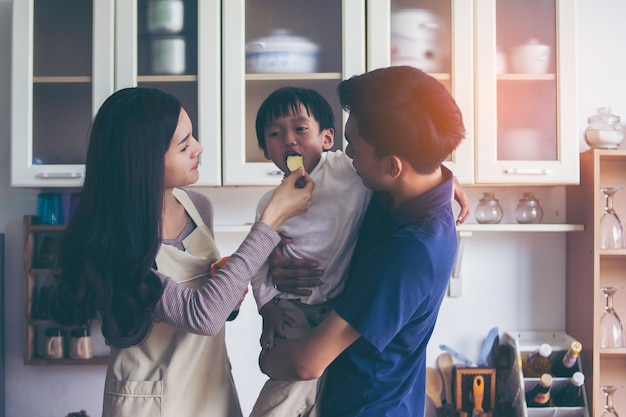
[600,385,623,417]
[600,187,625,249]
[600,286,625,348]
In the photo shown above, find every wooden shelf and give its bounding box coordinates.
[23,215,108,366]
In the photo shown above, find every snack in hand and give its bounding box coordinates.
[286,155,304,172]
[210,256,230,277]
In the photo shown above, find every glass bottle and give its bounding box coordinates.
[553,372,585,407]
[522,343,552,377]
[475,192,504,224]
[525,373,554,407]
[515,192,543,224]
[552,340,582,377]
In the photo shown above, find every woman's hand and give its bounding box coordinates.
[260,168,314,230]
[452,176,470,226]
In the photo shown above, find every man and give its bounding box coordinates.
[259,66,466,416]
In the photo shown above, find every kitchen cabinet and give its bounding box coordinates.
[221,0,365,185]
[11,0,114,187]
[11,0,221,187]
[566,149,626,416]
[22,216,109,365]
[11,0,364,187]
[366,0,578,185]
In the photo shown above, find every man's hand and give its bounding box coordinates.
[269,238,323,296]
[452,176,470,226]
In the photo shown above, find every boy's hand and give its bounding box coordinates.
[259,300,296,350]
[452,176,470,226]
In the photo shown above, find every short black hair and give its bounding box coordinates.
[338,66,465,174]
[255,87,334,151]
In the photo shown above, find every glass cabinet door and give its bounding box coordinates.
[115,0,221,186]
[11,0,115,187]
[366,0,475,184]
[475,0,577,184]
[221,0,366,186]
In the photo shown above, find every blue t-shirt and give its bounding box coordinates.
[322,168,457,416]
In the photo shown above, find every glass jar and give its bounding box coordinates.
[147,0,184,34]
[475,192,503,224]
[515,192,543,224]
[584,107,624,149]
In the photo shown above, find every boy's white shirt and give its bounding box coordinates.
[251,150,372,310]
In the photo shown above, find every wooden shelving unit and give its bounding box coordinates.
[23,215,108,365]
[566,149,626,416]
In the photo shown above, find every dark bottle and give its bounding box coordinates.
[552,340,582,377]
[526,373,554,407]
[523,343,553,377]
[552,372,585,407]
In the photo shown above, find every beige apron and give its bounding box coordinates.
[102,188,243,417]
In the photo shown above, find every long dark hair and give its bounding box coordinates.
[49,87,181,348]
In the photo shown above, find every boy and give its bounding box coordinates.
[259,66,466,416]
[249,87,372,417]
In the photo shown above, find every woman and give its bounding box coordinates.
[49,87,313,417]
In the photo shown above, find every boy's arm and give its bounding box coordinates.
[259,310,360,381]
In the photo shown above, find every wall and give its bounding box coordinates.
[2,1,626,416]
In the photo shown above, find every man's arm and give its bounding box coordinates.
[259,310,360,381]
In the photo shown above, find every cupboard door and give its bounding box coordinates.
[115,0,221,186]
[221,0,366,186]
[366,0,475,184]
[474,0,578,184]
[11,0,115,187]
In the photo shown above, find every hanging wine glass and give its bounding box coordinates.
[600,286,625,348]
[600,385,623,417]
[600,187,625,249]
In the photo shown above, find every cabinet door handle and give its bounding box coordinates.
[504,168,551,175]
[35,172,83,179]
[267,170,284,176]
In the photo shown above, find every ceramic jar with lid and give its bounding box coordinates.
[515,192,543,224]
[584,107,624,149]
[245,30,319,73]
[475,192,503,224]
[147,0,184,34]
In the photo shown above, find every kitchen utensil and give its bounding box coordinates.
[390,8,443,72]
[439,344,473,366]
[437,353,454,407]
[510,38,550,74]
[515,193,543,224]
[600,286,625,348]
[585,107,624,149]
[245,29,319,73]
[426,367,444,409]
[476,327,499,366]
[472,376,485,417]
[475,193,503,224]
[599,187,626,249]
[600,385,623,417]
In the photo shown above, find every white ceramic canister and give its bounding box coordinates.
[151,36,186,75]
[147,0,184,34]
[245,30,319,73]
[510,38,551,74]
[390,9,442,72]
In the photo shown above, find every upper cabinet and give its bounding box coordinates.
[11,0,115,187]
[220,0,365,186]
[11,0,577,187]
[11,0,364,187]
[366,0,578,185]
[11,0,221,187]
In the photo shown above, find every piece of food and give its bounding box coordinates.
[210,256,230,277]
[286,155,304,172]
